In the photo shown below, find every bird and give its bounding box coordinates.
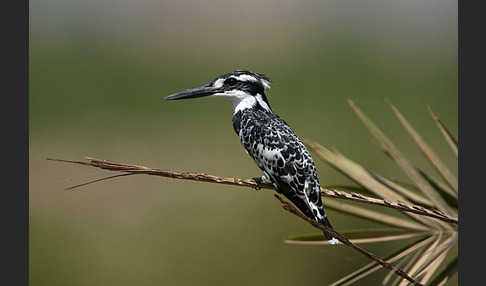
[165,70,338,244]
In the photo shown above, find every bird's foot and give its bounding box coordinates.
[252,177,264,191]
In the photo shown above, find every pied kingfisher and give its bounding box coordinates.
[166,70,338,244]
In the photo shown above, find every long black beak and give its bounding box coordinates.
[165,84,222,100]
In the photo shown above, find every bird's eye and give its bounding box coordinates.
[225,78,238,86]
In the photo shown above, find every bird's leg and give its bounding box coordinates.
[252,177,264,190]
[252,172,270,191]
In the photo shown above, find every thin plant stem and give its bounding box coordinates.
[47,157,458,225]
[273,194,423,286]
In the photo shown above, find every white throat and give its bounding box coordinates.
[232,96,256,113]
[230,93,271,114]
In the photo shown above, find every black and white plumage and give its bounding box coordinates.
[166,70,338,244]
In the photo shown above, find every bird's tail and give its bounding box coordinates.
[319,216,339,245]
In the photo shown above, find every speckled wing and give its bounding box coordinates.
[234,109,327,222]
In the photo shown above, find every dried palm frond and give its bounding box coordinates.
[291,101,458,285]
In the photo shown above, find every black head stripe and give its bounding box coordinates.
[219,70,271,83]
[220,73,267,96]
[242,81,265,96]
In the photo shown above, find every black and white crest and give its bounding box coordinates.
[209,70,273,113]
[167,70,337,244]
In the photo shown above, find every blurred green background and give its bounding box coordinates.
[30,0,457,285]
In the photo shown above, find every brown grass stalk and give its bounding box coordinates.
[47,157,458,225]
[273,194,423,286]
